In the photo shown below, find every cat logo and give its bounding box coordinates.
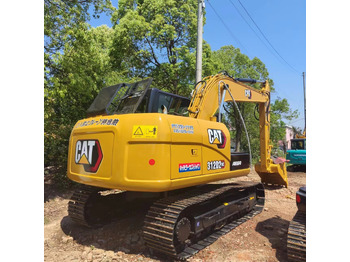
[75,140,103,173]
[245,89,252,99]
[207,129,226,149]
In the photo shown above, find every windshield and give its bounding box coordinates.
[113,90,151,114]
[86,78,190,116]
[291,139,306,150]
[86,78,152,116]
[149,91,190,115]
[168,96,190,115]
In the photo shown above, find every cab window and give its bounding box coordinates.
[291,140,305,150]
[157,93,173,113]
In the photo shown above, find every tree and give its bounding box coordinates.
[44,25,128,172]
[270,98,299,142]
[44,0,115,77]
[291,126,303,138]
[110,0,214,96]
[44,1,117,178]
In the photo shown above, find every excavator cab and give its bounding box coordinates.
[86,78,190,117]
[287,138,306,168]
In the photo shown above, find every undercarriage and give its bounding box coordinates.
[68,182,265,259]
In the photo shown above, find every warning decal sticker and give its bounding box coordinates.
[132,125,158,138]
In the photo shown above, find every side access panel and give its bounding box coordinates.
[169,117,203,179]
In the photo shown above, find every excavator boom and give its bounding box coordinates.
[188,72,288,187]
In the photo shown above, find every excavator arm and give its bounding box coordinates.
[188,72,288,187]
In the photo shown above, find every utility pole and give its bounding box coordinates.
[302,72,306,135]
[195,0,205,84]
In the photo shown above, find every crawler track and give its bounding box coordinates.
[287,211,306,262]
[143,182,265,260]
[68,186,127,227]
[68,186,100,227]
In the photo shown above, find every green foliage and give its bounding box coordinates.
[212,45,273,87]
[270,97,299,146]
[110,0,212,96]
[45,25,135,165]
[291,125,303,137]
[45,0,115,80]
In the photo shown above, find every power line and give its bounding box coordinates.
[228,0,266,48]
[207,0,249,55]
[288,118,305,125]
[236,0,300,74]
[227,0,291,71]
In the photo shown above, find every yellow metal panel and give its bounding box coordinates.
[171,145,202,179]
[126,143,170,181]
[115,113,172,190]
[69,132,114,180]
[201,121,231,175]
[67,115,120,188]
[202,146,230,174]
[167,115,203,179]
[166,115,202,143]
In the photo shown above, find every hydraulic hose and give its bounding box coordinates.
[224,86,252,169]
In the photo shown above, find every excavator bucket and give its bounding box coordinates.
[255,161,288,187]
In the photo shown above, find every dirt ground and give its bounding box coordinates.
[44,170,305,262]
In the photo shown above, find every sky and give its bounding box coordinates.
[88,0,306,129]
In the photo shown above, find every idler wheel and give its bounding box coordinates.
[175,217,191,243]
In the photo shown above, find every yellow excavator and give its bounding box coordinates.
[67,72,288,259]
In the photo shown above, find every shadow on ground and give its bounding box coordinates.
[60,197,174,261]
[263,184,286,191]
[287,165,306,172]
[255,216,290,262]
